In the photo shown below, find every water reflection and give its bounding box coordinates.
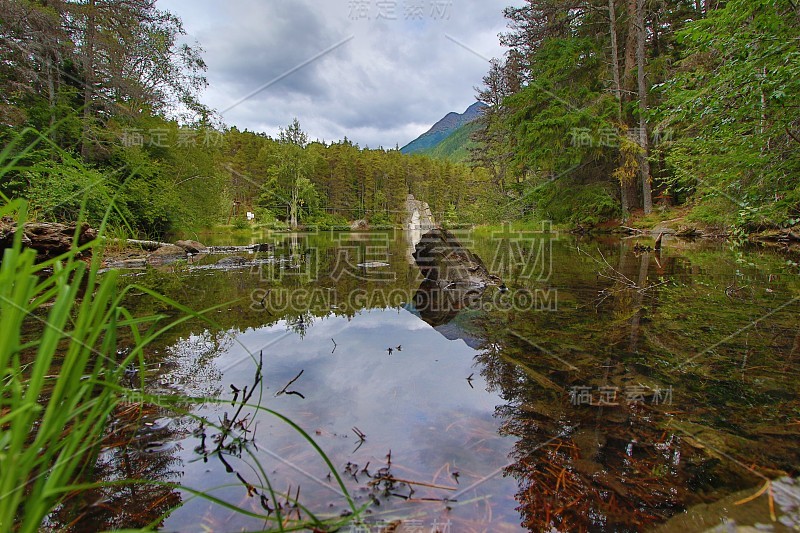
[54,230,800,531]
[473,239,800,531]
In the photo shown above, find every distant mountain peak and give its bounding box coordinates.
[401,102,486,155]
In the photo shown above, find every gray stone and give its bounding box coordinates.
[216,255,247,267]
[404,194,436,231]
[147,245,187,266]
[175,239,208,254]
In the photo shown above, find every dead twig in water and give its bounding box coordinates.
[277,370,305,399]
[369,475,457,491]
[352,426,367,453]
[331,338,337,354]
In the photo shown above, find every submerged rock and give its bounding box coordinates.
[147,245,187,266]
[105,258,148,270]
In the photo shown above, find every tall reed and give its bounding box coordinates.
[0,132,359,531]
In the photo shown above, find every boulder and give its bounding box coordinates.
[175,239,208,254]
[147,245,187,266]
[413,228,498,289]
[351,219,369,230]
[404,194,436,231]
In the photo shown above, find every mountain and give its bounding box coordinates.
[425,120,480,162]
[400,102,486,157]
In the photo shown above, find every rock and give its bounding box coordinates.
[147,245,187,266]
[413,279,483,326]
[216,255,247,267]
[351,219,369,230]
[0,218,97,258]
[413,228,498,289]
[105,258,148,269]
[404,194,436,231]
[676,226,702,237]
[175,240,208,254]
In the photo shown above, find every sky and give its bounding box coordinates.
[155,0,516,148]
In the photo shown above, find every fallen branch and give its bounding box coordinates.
[370,476,457,491]
[277,370,305,398]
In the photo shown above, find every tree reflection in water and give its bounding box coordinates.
[473,242,799,531]
[49,402,183,531]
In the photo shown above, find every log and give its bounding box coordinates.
[110,238,171,251]
[0,217,97,258]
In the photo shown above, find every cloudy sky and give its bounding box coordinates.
[156,0,516,148]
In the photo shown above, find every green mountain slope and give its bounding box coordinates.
[401,102,485,156]
[424,120,480,163]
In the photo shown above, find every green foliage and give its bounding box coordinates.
[302,211,350,230]
[0,199,190,531]
[12,157,113,225]
[656,0,800,229]
[232,217,250,230]
[528,179,620,225]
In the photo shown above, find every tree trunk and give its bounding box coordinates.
[622,0,637,95]
[609,0,622,119]
[46,54,56,140]
[290,178,299,229]
[620,182,631,220]
[609,0,629,219]
[636,0,652,215]
[81,0,96,159]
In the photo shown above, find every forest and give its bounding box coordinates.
[0,0,495,236]
[468,0,800,230]
[2,2,800,532]
[2,0,799,235]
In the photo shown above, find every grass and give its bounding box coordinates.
[0,199,144,532]
[0,130,359,531]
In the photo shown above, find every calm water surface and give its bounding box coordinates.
[55,229,800,532]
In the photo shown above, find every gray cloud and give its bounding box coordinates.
[158,0,517,147]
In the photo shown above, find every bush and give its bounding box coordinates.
[303,211,350,230]
[13,158,115,225]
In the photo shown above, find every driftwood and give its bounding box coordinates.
[0,217,97,258]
